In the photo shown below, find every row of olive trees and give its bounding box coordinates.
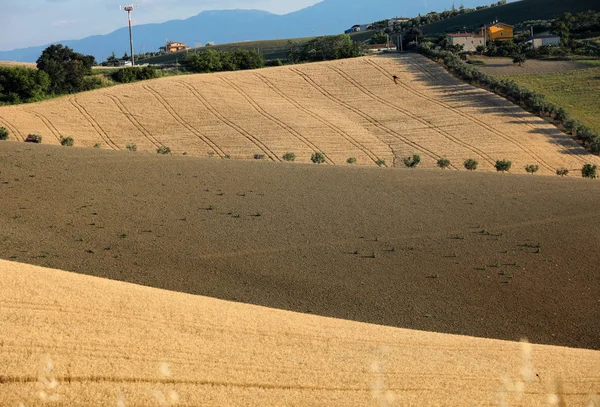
[418,44,600,156]
[181,49,264,73]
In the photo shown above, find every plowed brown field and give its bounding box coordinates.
[1,260,599,407]
[1,54,597,173]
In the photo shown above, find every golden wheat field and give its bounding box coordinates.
[0,54,597,173]
[1,259,599,407]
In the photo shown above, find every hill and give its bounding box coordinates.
[421,0,600,35]
[0,0,486,63]
[1,259,599,406]
[1,54,597,173]
[1,141,600,350]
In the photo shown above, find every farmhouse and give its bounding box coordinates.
[478,22,514,41]
[344,24,369,34]
[447,33,485,52]
[527,34,561,49]
[159,41,190,53]
[367,43,397,53]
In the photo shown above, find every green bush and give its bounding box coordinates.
[556,168,569,177]
[126,143,137,151]
[25,134,42,143]
[495,160,512,172]
[524,164,539,174]
[0,127,8,140]
[282,152,296,162]
[0,66,51,104]
[59,136,74,146]
[157,145,171,154]
[464,158,478,170]
[376,159,386,167]
[581,164,598,179]
[346,157,357,164]
[111,66,159,83]
[311,152,326,164]
[254,153,266,160]
[437,158,451,169]
[402,154,421,168]
[591,138,600,155]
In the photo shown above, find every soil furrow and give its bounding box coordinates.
[69,97,119,150]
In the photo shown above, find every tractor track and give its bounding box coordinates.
[105,94,162,148]
[291,67,442,168]
[368,58,557,172]
[176,80,280,162]
[142,84,225,158]
[220,76,334,164]
[69,97,119,150]
[26,110,62,142]
[0,115,24,141]
[254,73,386,166]
[331,64,495,167]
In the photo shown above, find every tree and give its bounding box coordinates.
[513,54,526,66]
[437,158,451,169]
[36,44,95,94]
[464,158,478,170]
[403,154,421,168]
[0,66,51,104]
[0,127,8,140]
[581,164,598,179]
[181,49,223,73]
[370,32,389,45]
[495,159,512,172]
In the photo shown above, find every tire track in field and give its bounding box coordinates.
[69,97,119,150]
[254,73,386,166]
[403,56,586,166]
[368,58,557,172]
[330,64,496,167]
[176,80,280,162]
[26,110,61,142]
[142,84,225,158]
[105,94,162,148]
[220,76,335,165]
[290,67,444,168]
[0,116,24,141]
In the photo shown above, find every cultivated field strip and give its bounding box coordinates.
[2,260,600,406]
[0,54,597,172]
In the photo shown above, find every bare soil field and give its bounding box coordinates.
[1,54,597,173]
[1,259,599,406]
[468,56,593,76]
[0,142,599,351]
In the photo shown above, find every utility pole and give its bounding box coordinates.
[122,5,135,66]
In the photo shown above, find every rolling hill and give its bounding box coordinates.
[1,54,597,174]
[1,259,599,406]
[421,0,600,35]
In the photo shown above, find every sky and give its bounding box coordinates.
[0,0,322,51]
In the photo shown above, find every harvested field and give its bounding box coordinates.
[1,54,597,173]
[1,142,599,351]
[468,56,593,76]
[0,60,37,68]
[1,259,599,406]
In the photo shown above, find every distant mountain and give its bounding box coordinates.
[0,0,488,63]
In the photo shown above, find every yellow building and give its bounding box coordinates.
[159,41,190,53]
[478,22,514,42]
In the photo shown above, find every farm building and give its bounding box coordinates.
[478,22,514,41]
[367,43,397,53]
[159,41,190,53]
[446,33,485,52]
[388,17,410,27]
[344,24,369,34]
[527,34,561,49]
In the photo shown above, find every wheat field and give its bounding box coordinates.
[0,54,598,173]
[1,259,599,406]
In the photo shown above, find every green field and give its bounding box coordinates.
[503,66,600,133]
[421,0,600,35]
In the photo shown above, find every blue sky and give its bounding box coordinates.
[0,0,321,51]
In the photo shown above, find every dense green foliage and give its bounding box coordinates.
[111,66,159,83]
[437,158,451,169]
[0,66,50,104]
[581,163,598,178]
[60,136,74,147]
[525,164,540,174]
[402,154,421,168]
[0,127,8,140]
[464,158,479,170]
[37,44,96,94]
[495,160,513,172]
[311,152,326,164]
[419,44,600,155]
[288,35,361,63]
[282,152,296,162]
[181,49,264,73]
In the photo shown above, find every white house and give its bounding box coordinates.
[528,34,561,49]
[388,17,410,27]
[446,33,485,52]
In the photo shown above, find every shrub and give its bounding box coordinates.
[581,164,598,179]
[402,154,421,168]
[93,143,101,148]
[59,136,74,146]
[126,143,137,151]
[282,152,296,162]
[576,126,597,144]
[556,168,569,177]
[495,159,512,172]
[464,158,478,170]
[157,145,171,154]
[25,134,42,143]
[346,157,357,164]
[437,158,451,169]
[376,159,386,167]
[0,127,8,140]
[564,119,582,135]
[591,138,600,155]
[254,153,266,160]
[111,66,159,83]
[524,164,539,174]
[554,107,568,123]
[311,152,326,164]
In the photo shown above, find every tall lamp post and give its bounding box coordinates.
[122,5,135,66]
